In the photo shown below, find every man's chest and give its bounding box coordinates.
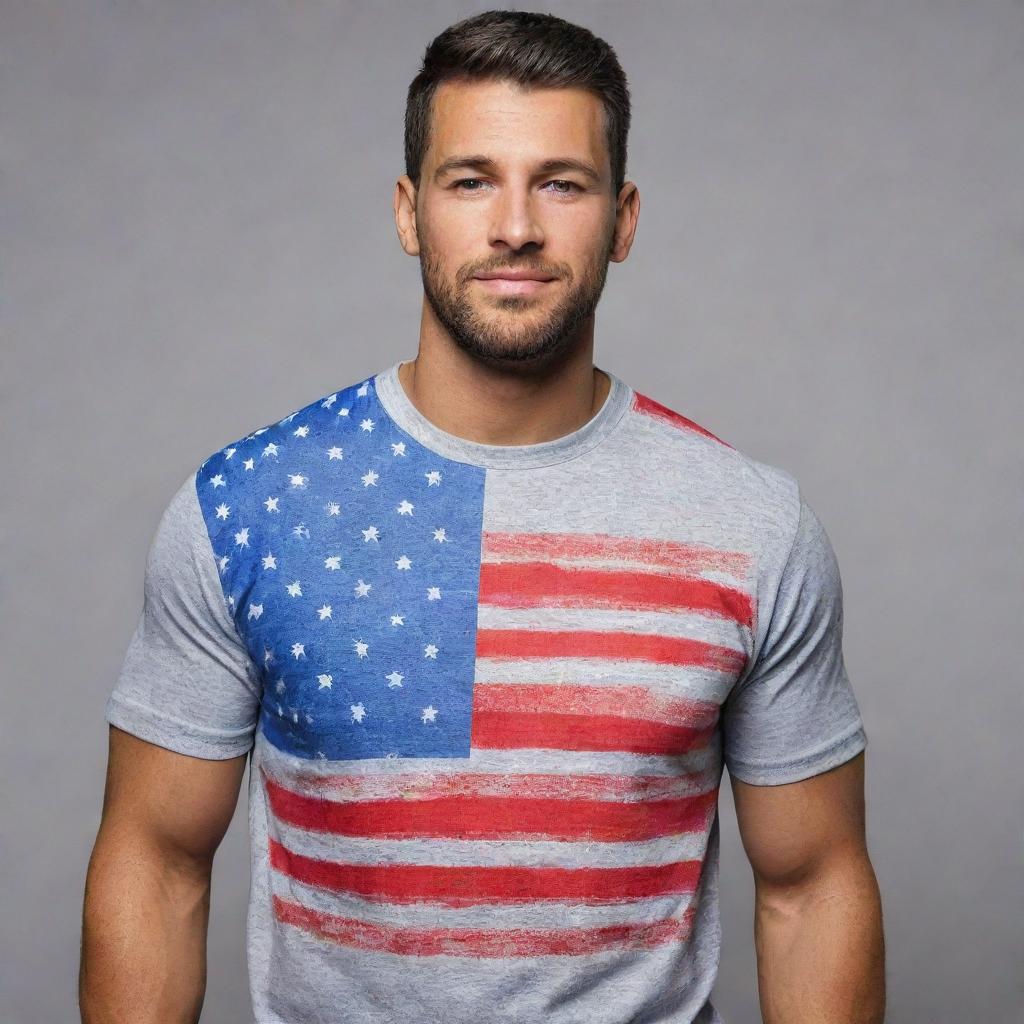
[201,446,757,766]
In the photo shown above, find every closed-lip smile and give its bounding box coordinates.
[473,269,557,282]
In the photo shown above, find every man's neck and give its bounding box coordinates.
[396,347,611,448]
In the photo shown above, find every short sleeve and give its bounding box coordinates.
[104,471,263,760]
[722,494,867,785]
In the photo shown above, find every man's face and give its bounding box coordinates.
[408,78,624,369]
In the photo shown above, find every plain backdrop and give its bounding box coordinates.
[4,2,1023,1022]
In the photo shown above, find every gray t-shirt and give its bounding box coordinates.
[106,359,867,1024]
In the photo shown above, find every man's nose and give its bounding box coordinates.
[487,189,545,251]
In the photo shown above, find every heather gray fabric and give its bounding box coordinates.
[105,359,867,1023]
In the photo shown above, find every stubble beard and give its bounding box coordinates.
[418,233,614,369]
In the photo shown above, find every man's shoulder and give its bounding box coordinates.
[195,370,382,486]
[624,382,801,516]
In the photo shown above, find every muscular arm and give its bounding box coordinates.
[79,725,249,1024]
[731,752,886,1024]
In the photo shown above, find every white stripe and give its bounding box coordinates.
[271,818,712,869]
[258,733,723,779]
[482,551,748,588]
[476,603,750,645]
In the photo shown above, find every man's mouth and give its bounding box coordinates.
[472,269,557,295]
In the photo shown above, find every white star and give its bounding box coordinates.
[421,705,438,723]
[247,603,263,620]
[224,447,237,459]
[264,496,280,512]
[357,381,370,397]
[317,604,332,620]
[390,614,405,626]
[362,525,380,542]
[322,393,337,409]
[291,643,305,659]
[424,644,438,659]
[292,522,310,539]
[217,554,230,573]
[263,648,275,665]
[210,473,226,488]
[395,554,412,570]
[360,417,375,433]
[293,425,309,438]
[262,552,277,570]
[289,473,308,488]
[326,502,341,516]
[317,673,332,690]
[350,702,366,723]
[327,446,343,460]
[354,579,372,597]
[324,555,341,571]
[352,639,369,658]
[262,442,280,458]
[338,407,350,418]
[391,442,406,456]
[361,469,379,487]
[426,586,441,601]
[396,499,414,516]
[215,503,230,520]
[425,470,442,486]
[282,412,298,424]
[274,678,286,694]
[234,527,250,549]
[433,527,448,543]
[385,670,404,689]
[243,458,255,471]
[286,580,302,597]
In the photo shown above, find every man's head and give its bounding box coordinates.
[394,10,640,371]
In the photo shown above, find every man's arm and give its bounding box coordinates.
[730,751,885,1024]
[80,725,249,1024]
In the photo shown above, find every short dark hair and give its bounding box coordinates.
[404,9,631,196]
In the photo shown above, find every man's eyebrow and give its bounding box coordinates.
[432,155,602,184]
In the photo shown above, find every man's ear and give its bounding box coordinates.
[609,181,640,264]
[394,175,421,256]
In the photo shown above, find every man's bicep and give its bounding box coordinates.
[731,751,867,890]
[102,724,248,867]
[104,470,263,761]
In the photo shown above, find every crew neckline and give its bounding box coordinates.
[373,359,633,470]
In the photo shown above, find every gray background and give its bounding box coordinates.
[4,1,1022,1022]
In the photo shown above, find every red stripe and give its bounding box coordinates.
[475,628,747,674]
[482,530,750,575]
[631,391,733,448]
[479,561,752,626]
[262,767,718,842]
[473,683,720,729]
[471,709,716,755]
[273,893,697,957]
[270,836,703,905]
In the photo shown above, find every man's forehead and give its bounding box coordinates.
[427,78,607,173]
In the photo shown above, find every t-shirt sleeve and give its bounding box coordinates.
[104,470,263,760]
[722,492,868,785]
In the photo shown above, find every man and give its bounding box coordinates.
[81,9,884,1024]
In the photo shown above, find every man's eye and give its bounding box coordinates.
[545,180,581,194]
[454,178,487,191]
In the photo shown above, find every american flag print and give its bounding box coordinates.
[195,371,756,963]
